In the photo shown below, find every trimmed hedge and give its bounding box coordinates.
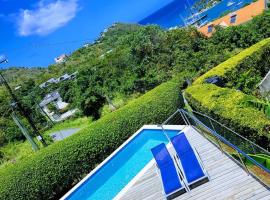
[194,38,270,85]
[0,79,183,200]
[187,38,270,150]
[185,84,270,148]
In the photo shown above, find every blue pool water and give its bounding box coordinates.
[66,129,180,200]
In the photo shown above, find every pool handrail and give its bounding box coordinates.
[180,109,270,175]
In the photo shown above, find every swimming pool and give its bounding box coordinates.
[62,126,181,200]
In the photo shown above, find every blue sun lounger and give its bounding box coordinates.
[151,143,186,199]
[171,133,209,190]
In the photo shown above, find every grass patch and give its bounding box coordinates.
[100,93,141,117]
[0,117,93,168]
[0,141,33,168]
[44,117,93,136]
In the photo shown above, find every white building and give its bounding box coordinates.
[39,91,77,122]
[57,74,70,82]
[54,54,68,64]
[39,72,78,89]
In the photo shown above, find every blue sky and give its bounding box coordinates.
[0,0,174,68]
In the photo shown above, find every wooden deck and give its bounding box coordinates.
[117,126,270,200]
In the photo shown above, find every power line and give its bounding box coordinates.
[0,59,47,147]
[0,38,96,54]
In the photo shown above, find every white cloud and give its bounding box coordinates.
[17,0,79,36]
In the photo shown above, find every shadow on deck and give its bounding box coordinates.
[116,126,270,200]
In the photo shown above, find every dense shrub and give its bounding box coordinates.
[187,39,270,149]
[0,150,3,162]
[185,84,270,149]
[225,43,270,94]
[194,38,270,85]
[0,79,183,200]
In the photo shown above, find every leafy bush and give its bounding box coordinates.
[224,45,270,94]
[0,117,25,143]
[0,79,183,200]
[194,38,270,85]
[245,99,270,119]
[186,38,270,150]
[0,151,3,163]
[2,10,270,146]
[185,84,270,149]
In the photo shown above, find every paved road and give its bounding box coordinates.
[50,128,81,141]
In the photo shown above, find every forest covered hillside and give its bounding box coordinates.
[1,7,270,200]
[1,68,46,86]
[1,10,270,148]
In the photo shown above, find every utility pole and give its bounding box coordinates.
[0,55,47,147]
[11,112,40,151]
[37,103,55,126]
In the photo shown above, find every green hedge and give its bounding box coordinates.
[185,84,270,148]
[224,43,270,94]
[187,38,270,149]
[194,38,270,85]
[0,79,183,200]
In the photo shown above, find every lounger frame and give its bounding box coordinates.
[153,145,187,199]
[172,135,209,190]
[154,163,186,199]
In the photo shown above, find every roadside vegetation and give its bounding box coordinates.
[0,141,34,168]
[0,9,270,199]
[43,117,92,136]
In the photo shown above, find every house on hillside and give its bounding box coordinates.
[198,0,267,37]
[39,72,78,89]
[57,74,70,82]
[83,43,92,48]
[39,78,58,88]
[54,54,68,64]
[39,91,77,122]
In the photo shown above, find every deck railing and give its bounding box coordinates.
[161,109,270,187]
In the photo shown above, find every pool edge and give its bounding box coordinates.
[60,124,186,200]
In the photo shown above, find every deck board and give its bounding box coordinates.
[116,126,269,200]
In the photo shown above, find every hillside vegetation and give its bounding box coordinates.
[186,38,270,149]
[0,24,229,146]
[0,5,269,200]
[0,78,183,200]
[1,10,270,163]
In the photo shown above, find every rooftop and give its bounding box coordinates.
[39,91,60,107]
[198,0,267,37]
[116,126,270,199]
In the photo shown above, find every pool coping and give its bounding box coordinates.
[114,125,189,200]
[60,124,186,200]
